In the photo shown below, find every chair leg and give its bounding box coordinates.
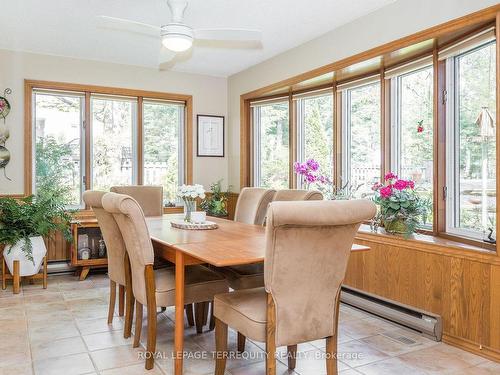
[326,336,338,375]
[124,288,135,338]
[287,345,297,370]
[195,302,206,334]
[145,299,157,370]
[202,301,209,325]
[118,285,125,317]
[134,302,143,348]
[209,301,215,331]
[266,293,276,375]
[185,304,195,327]
[107,280,116,325]
[214,318,228,375]
[237,332,246,352]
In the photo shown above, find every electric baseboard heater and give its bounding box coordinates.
[340,286,442,341]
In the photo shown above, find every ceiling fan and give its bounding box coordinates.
[98,0,262,69]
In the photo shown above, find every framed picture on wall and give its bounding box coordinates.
[197,115,224,157]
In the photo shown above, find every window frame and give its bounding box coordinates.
[24,80,193,210]
[444,40,497,240]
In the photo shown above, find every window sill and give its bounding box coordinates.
[356,224,499,265]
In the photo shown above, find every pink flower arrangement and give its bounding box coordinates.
[294,159,330,187]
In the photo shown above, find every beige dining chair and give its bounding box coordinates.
[83,191,134,338]
[213,199,376,375]
[223,188,322,351]
[102,192,229,370]
[110,185,164,216]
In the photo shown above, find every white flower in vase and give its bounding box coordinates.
[177,184,205,222]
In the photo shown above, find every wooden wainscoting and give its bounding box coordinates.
[348,232,500,362]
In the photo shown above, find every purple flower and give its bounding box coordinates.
[305,173,317,183]
[306,159,319,172]
[384,172,398,181]
[294,162,307,175]
[372,182,383,191]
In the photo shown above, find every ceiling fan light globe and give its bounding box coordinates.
[162,34,193,52]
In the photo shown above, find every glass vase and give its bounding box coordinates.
[183,199,196,222]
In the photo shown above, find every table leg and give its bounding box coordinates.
[175,251,185,375]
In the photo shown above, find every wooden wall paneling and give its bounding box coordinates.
[488,265,500,349]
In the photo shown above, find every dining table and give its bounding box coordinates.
[146,214,370,375]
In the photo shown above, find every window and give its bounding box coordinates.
[342,81,381,198]
[91,96,137,191]
[446,40,496,239]
[252,100,290,189]
[390,65,434,225]
[33,91,85,207]
[143,100,185,204]
[28,82,191,207]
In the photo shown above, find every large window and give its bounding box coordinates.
[30,83,189,207]
[446,40,496,239]
[34,91,85,207]
[295,93,334,195]
[342,81,381,198]
[252,100,290,189]
[91,96,137,191]
[390,65,434,225]
[143,100,184,204]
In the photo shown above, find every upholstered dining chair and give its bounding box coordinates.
[110,185,164,216]
[102,192,229,370]
[83,191,134,338]
[223,188,321,351]
[213,199,376,375]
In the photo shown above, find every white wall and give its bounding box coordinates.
[227,0,499,190]
[0,49,228,195]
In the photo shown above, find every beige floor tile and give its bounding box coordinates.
[0,340,31,368]
[29,321,80,343]
[27,309,74,323]
[224,360,290,375]
[360,333,432,356]
[430,343,487,366]
[62,288,108,301]
[397,345,480,374]
[83,330,132,351]
[75,316,124,336]
[338,340,389,368]
[0,296,24,308]
[31,336,87,361]
[473,361,500,374]
[356,356,428,375]
[284,348,349,375]
[341,318,394,340]
[33,353,95,375]
[100,362,165,374]
[58,280,96,291]
[89,345,145,370]
[23,291,63,305]
[0,363,33,375]
[0,317,27,334]
[339,369,362,375]
[25,301,68,315]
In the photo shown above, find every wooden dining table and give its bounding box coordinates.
[146,214,370,375]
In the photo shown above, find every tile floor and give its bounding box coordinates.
[1,273,499,375]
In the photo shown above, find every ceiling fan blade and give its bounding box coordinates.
[158,47,178,70]
[97,15,160,38]
[194,28,262,42]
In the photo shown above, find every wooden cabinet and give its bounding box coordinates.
[70,219,107,280]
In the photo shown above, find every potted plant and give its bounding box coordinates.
[372,172,429,236]
[178,184,205,222]
[0,188,73,277]
[200,179,231,218]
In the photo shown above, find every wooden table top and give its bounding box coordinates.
[147,214,370,267]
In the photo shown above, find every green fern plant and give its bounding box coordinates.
[0,188,73,264]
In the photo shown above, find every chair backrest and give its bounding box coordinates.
[234,187,276,225]
[110,185,163,217]
[272,189,323,201]
[82,190,126,286]
[264,199,376,346]
[102,192,155,306]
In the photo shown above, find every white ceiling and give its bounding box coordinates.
[0,0,396,77]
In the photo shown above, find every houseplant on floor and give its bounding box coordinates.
[372,172,430,236]
[0,188,73,277]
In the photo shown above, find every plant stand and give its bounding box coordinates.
[1,256,47,294]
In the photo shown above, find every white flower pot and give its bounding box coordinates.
[3,236,47,277]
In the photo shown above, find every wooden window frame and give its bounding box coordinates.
[24,80,193,209]
[240,6,500,253]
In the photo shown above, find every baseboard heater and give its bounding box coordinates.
[340,286,442,341]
